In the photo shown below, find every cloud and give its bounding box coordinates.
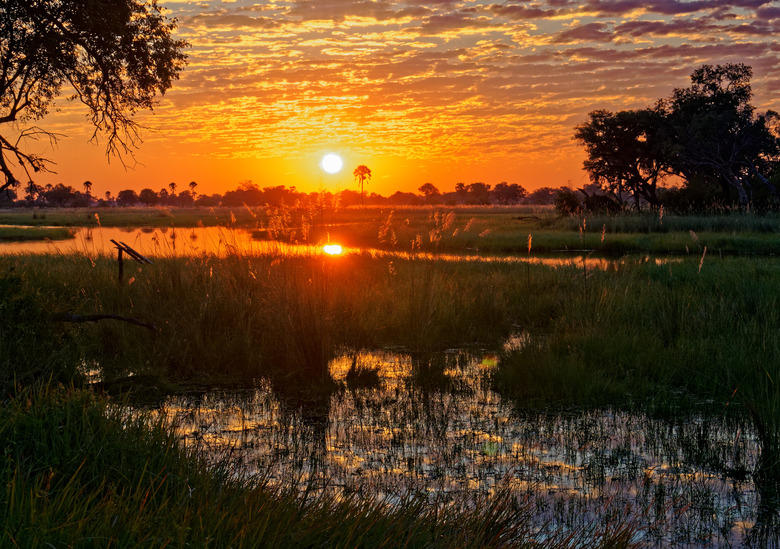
[114,0,780,185]
[552,22,614,43]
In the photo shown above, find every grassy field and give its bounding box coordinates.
[0,225,74,241]
[2,206,780,545]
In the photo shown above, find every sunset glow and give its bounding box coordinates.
[33,1,780,197]
[322,244,343,256]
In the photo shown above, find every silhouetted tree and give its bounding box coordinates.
[168,182,177,196]
[41,183,81,207]
[221,181,262,207]
[663,64,779,206]
[0,0,188,194]
[575,107,667,209]
[175,189,194,207]
[353,165,371,206]
[116,189,139,207]
[525,187,558,205]
[492,182,527,204]
[575,64,780,210]
[24,181,39,202]
[418,183,439,197]
[467,182,491,205]
[83,180,93,198]
[138,188,159,206]
[554,188,581,216]
[454,182,469,201]
[188,180,198,197]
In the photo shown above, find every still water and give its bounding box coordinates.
[153,349,776,547]
[0,225,677,269]
[8,225,774,544]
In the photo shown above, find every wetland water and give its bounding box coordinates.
[0,225,677,269]
[154,350,774,547]
[5,225,777,545]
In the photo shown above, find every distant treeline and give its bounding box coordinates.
[0,180,571,208]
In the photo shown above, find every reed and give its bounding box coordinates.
[1,383,640,547]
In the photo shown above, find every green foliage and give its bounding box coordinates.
[3,384,625,548]
[0,272,79,390]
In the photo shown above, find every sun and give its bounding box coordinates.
[320,153,343,174]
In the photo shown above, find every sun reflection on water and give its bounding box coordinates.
[322,244,343,255]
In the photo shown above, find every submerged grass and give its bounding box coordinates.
[3,211,780,544]
[1,383,640,547]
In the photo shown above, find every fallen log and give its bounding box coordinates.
[52,312,158,333]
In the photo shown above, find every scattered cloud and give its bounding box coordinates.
[42,0,780,191]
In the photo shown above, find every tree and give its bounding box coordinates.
[454,183,469,201]
[466,182,491,205]
[41,183,79,207]
[353,165,371,206]
[24,181,39,202]
[574,108,667,209]
[116,189,138,206]
[418,183,439,197]
[168,182,177,196]
[82,180,93,198]
[138,188,158,206]
[0,0,188,193]
[662,64,779,206]
[554,188,581,216]
[188,180,198,198]
[492,182,527,205]
[525,187,558,205]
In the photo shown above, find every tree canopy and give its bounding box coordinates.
[0,0,188,193]
[575,64,780,210]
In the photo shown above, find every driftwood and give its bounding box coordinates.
[110,239,152,282]
[52,312,158,333]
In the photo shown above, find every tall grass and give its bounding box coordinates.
[4,240,780,491]
[0,383,640,547]
[492,258,780,479]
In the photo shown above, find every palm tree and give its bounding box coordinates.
[83,180,93,197]
[25,181,39,202]
[353,165,371,206]
[168,181,177,196]
[188,180,198,197]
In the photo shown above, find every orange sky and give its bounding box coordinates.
[32,0,780,198]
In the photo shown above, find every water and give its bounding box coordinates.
[151,349,777,547]
[0,225,678,269]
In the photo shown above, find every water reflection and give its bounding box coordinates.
[0,225,678,269]
[152,350,776,547]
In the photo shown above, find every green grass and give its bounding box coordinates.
[5,206,780,256]
[0,226,74,242]
[0,383,640,547]
[4,207,780,544]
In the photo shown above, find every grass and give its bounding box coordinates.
[3,207,780,544]
[5,205,780,257]
[1,383,641,547]
[0,226,74,241]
